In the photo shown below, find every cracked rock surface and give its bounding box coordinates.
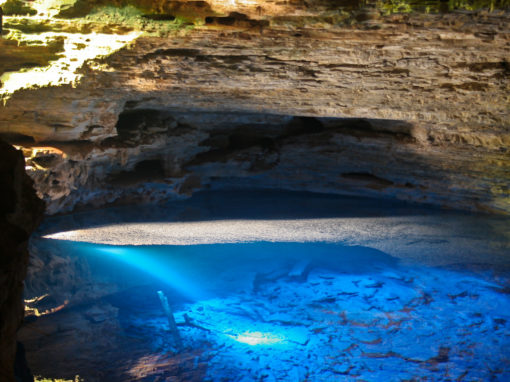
[0,10,509,214]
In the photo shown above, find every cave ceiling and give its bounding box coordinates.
[0,0,508,214]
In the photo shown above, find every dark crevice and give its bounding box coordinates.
[144,48,202,60]
[115,109,170,139]
[322,118,415,142]
[342,172,394,186]
[110,108,178,145]
[142,14,176,21]
[188,115,415,168]
[108,159,166,186]
[282,116,325,137]
[99,107,417,182]
[0,133,35,145]
[205,12,269,28]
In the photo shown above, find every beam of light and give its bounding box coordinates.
[95,246,203,300]
[0,30,140,99]
[226,331,284,346]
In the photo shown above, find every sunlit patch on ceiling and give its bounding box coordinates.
[0,30,140,100]
[31,0,75,18]
[214,0,260,7]
[15,145,66,171]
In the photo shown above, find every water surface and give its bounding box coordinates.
[25,190,510,381]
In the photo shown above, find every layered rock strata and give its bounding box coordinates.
[0,140,44,382]
[0,10,509,214]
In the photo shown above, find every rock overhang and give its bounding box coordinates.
[0,0,508,215]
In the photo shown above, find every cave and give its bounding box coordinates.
[0,0,509,381]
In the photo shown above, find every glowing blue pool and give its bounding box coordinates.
[26,191,510,381]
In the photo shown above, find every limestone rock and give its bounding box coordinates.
[0,9,509,215]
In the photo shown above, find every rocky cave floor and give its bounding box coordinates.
[19,257,510,381]
[18,191,510,382]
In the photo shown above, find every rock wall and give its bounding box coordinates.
[0,10,509,215]
[0,140,45,382]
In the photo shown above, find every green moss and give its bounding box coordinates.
[56,0,160,19]
[56,0,215,20]
[86,4,144,24]
[377,0,510,14]
[83,5,194,36]
[378,0,413,14]
[2,0,37,16]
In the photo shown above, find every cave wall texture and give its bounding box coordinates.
[0,139,44,382]
[0,1,508,215]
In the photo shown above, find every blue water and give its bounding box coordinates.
[67,242,398,299]
[30,191,510,381]
[36,239,510,381]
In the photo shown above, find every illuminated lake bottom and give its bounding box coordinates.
[23,192,510,381]
[25,243,510,381]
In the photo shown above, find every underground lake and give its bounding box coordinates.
[1,0,509,381]
[21,190,510,381]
